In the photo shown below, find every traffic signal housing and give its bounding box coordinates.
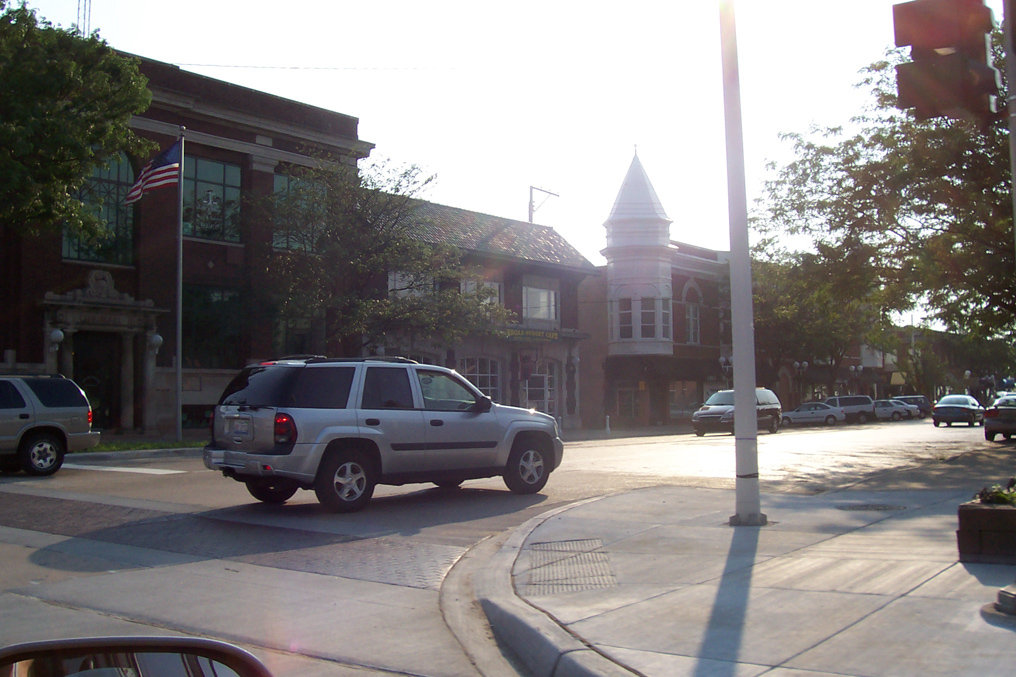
[893,0,1000,122]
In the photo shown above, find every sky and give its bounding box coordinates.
[21,0,1008,265]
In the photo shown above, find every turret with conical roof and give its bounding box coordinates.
[603,154,674,356]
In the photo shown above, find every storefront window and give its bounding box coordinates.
[521,360,558,416]
[459,357,501,402]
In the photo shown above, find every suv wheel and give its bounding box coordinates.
[19,432,65,476]
[245,479,298,504]
[315,449,376,512]
[856,413,869,424]
[768,416,779,434]
[503,439,549,494]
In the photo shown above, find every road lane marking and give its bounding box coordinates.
[62,464,186,475]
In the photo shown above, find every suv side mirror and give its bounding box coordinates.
[472,396,493,413]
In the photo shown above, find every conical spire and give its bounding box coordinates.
[606,153,670,223]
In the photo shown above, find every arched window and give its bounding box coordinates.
[63,153,134,264]
[683,285,701,345]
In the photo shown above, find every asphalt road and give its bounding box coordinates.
[0,419,992,675]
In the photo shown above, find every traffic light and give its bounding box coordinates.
[893,0,1000,122]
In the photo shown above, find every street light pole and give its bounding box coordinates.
[719,0,766,527]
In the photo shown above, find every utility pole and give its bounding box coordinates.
[719,0,766,527]
[528,186,559,223]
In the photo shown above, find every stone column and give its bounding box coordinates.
[121,332,135,430]
[143,331,162,435]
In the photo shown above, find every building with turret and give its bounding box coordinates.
[578,155,730,428]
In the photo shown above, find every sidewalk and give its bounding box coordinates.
[476,446,1016,677]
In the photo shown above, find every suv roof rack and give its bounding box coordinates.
[0,373,66,378]
[254,356,420,366]
[304,356,419,364]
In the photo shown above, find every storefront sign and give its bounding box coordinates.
[505,326,560,341]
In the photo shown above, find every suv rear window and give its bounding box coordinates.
[220,365,356,408]
[24,378,87,408]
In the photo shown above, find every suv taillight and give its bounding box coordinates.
[275,413,297,444]
[88,408,93,426]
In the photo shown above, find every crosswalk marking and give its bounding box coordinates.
[62,464,186,475]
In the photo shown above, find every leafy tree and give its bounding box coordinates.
[753,241,888,394]
[753,30,1013,341]
[258,156,516,356]
[0,2,153,238]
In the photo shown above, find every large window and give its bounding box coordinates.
[640,298,656,339]
[64,153,134,265]
[618,298,633,339]
[686,303,701,345]
[459,357,500,402]
[272,173,324,251]
[183,156,241,242]
[461,280,503,305]
[389,271,435,297]
[523,286,558,322]
[183,285,243,369]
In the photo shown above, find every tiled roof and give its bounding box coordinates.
[411,201,595,272]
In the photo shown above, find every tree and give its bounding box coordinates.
[259,156,517,356]
[0,2,153,239]
[752,241,889,394]
[753,29,1013,341]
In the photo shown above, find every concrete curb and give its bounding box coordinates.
[473,497,638,677]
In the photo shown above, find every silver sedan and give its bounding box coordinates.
[781,402,846,427]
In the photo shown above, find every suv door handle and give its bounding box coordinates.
[365,418,380,426]
[430,419,444,426]
[19,414,29,419]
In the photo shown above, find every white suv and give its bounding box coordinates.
[203,357,564,512]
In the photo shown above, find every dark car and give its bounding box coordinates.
[932,394,985,427]
[892,395,931,418]
[691,388,782,436]
[984,395,1016,441]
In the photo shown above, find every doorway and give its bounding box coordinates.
[74,331,121,430]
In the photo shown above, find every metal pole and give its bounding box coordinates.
[176,127,186,442]
[719,0,766,526]
[1006,0,1016,267]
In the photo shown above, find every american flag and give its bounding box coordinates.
[125,140,182,204]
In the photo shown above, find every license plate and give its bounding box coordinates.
[231,418,250,435]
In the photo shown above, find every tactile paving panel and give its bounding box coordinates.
[517,539,617,596]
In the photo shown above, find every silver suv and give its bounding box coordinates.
[0,375,100,475]
[824,395,876,424]
[203,357,565,512]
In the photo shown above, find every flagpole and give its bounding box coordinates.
[176,126,185,442]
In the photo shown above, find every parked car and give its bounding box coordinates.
[984,395,1016,441]
[203,356,564,512]
[932,394,985,427]
[824,395,876,424]
[892,395,931,418]
[873,399,918,421]
[691,388,782,436]
[0,374,100,475]
[781,401,845,427]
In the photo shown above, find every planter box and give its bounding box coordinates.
[957,501,1016,564]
